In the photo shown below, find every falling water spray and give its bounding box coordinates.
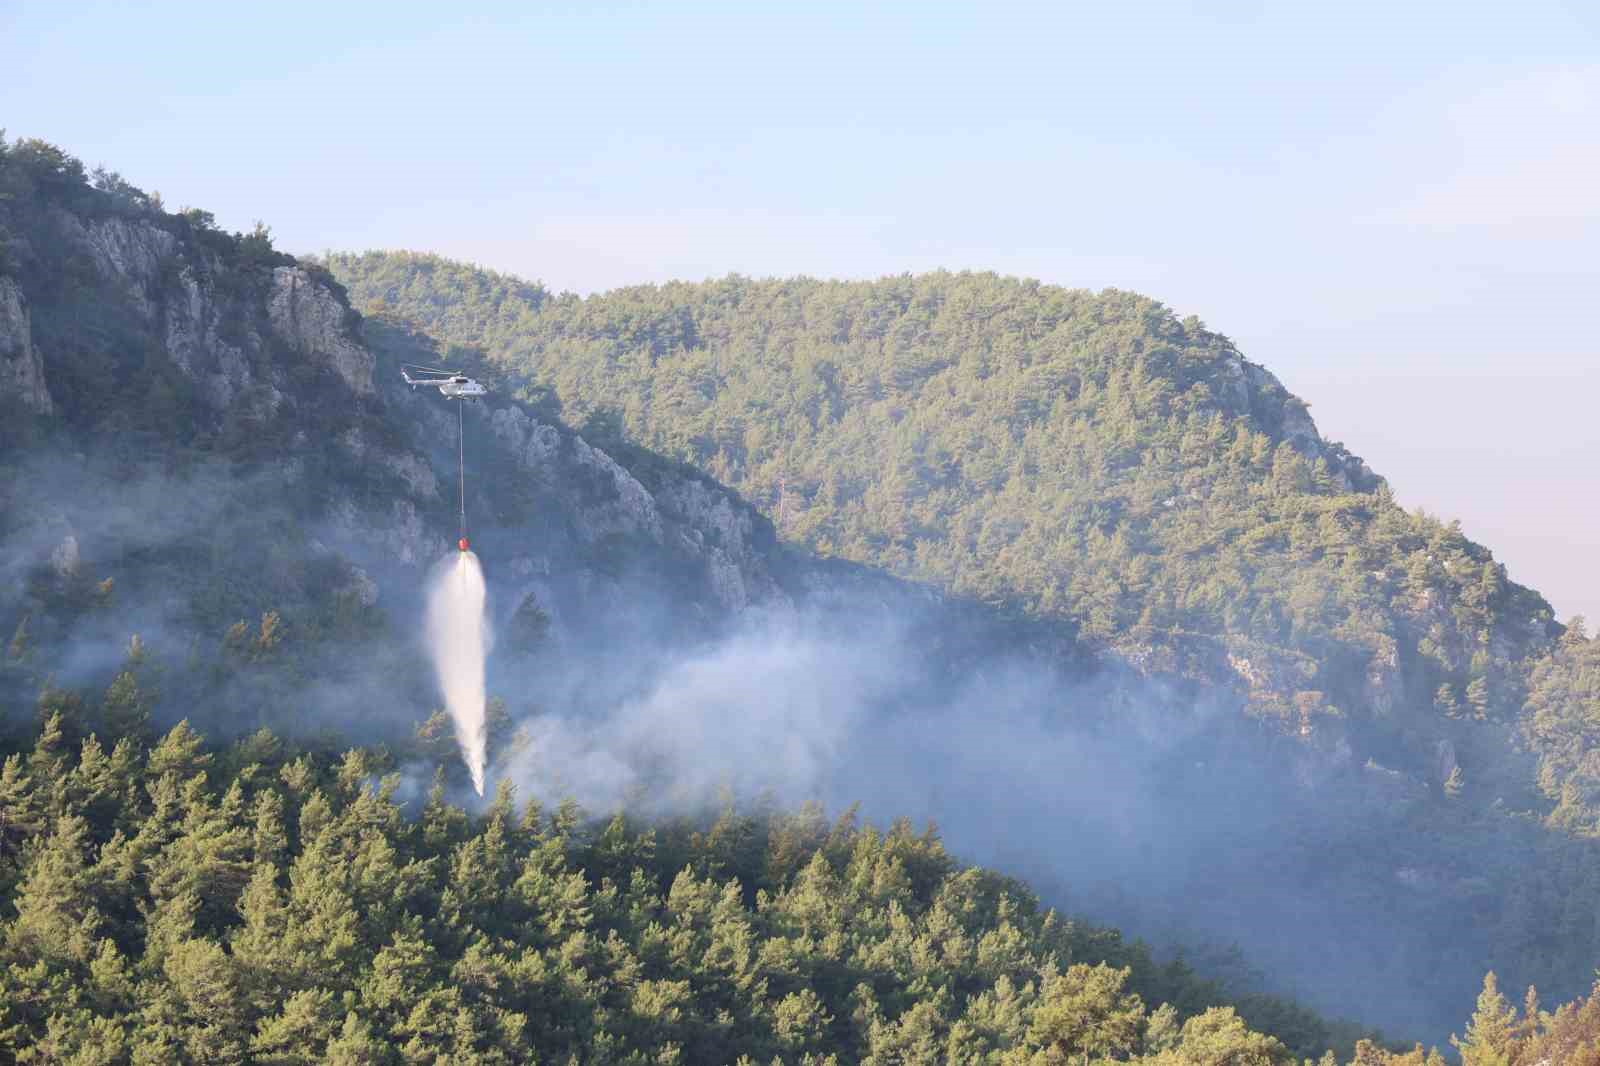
[426,399,487,793]
[425,549,489,794]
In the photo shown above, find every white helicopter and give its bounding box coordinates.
[401,363,488,400]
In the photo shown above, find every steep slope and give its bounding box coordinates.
[324,251,1600,1039]
[10,136,1600,1046]
[0,136,1378,1062]
[0,141,811,754]
[0,715,1365,1064]
[325,255,1558,775]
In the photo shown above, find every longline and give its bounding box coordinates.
[458,400,466,543]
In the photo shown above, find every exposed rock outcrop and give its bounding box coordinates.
[487,405,562,469]
[0,278,52,414]
[35,211,374,412]
[341,428,440,499]
[480,401,786,611]
[338,566,380,608]
[330,497,446,567]
[655,476,786,610]
[57,212,257,408]
[381,451,438,500]
[80,215,177,311]
[1435,739,1459,788]
[267,266,374,395]
[1214,351,1378,491]
[568,435,664,543]
[162,262,260,408]
[50,534,79,578]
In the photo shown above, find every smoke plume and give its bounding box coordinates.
[425,551,490,794]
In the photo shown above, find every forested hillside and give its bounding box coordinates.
[0,137,810,757]
[324,255,1559,768]
[0,136,1394,1062]
[0,709,1351,1064]
[10,135,1600,1057]
[313,257,1600,819]
[323,251,1600,1039]
[7,708,1600,1064]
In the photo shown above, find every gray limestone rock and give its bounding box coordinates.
[267,266,374,395]
[568,435,664,542]
[0,278,52,414]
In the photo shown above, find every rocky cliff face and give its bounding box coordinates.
[1,151,1529,813]
[39,209,373,411]
[0,277,51,414]
[2,184,791,632]
[1212,350,1379,491]
[267,265,374,395]
[398,350,788,616]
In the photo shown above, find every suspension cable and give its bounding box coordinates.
[458,399,466,543]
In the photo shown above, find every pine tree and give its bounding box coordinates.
[250,988,339,1065]
[1026,963,1144,1063]
[1465,676,1492,721]
[252,789,288,869]
[1143,1001,1181,1055]
[1148,1006,1291,1065]
[70,733,141,841]
[0,753,43,872]
[147,720,211,780]
[7,615,32,663]
[1452,972,1519,1066]
[28,710,75,818]
[5,812,105,966]
[322,1012,390,1065]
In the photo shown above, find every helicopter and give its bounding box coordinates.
[401,363,487,552]
[401,363,488,400]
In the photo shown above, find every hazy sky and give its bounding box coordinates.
[5,0,1596,621]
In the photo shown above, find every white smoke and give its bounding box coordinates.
[498,625,890,813]
[425,551,490,794]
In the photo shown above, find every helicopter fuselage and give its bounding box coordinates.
[403,367,487,399]
[437,378,487,399]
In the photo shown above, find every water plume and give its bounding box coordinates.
[425,551,489,794]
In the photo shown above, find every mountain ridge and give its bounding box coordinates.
[325,249,1600,1038]
[0,136,1396,1060]
[324,252,1558,745]
[7,136,1600,1048]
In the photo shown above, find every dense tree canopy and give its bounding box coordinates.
[6,698,1599,1064]
[325,255,1558,756]
[0,704,1353,1064]
[320,252,1600,1038]
[11,139,1600,1060]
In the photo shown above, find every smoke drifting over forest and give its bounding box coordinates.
[482,600,1431,1034]
[12,128,1600,1061]
[3,396,1574,1049]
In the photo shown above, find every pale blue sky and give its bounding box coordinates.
[4,0,1597,620]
